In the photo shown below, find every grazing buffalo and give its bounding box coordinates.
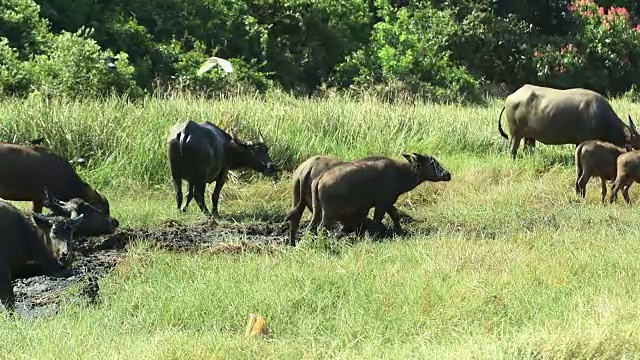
[0,143,110,214]
[306,153,451,238]
[574,140,630,203]
[0,200,84,311]
[498,84,640,159]
[609,150,640,204]
[284,155,374,246]
[43,190,119,236]
[167,120,277,216]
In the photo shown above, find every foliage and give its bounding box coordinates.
[2,0,640,101]
[533,0,640,93]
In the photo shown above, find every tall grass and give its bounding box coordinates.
[2,92,640,358]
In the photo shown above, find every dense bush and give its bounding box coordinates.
[1,0,640,101]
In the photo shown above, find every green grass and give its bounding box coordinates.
[2,92,640,358]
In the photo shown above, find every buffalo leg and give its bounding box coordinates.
[173,177,183,210]
[523,138,535,155]
[600,177,608,204]
[610,176,630,203]
[32,199,43,213]
[387,206,402,235]
[576,172,591,198]
[369,206,386,238]
[211,170,228,217]
[287,207,304,246]
[0,267,14,312]
[510,135,523,160]
[193,182,210,215]
[622,183,633,204]
[181,183,195,212]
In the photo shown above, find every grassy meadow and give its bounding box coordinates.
[1,92,640,358]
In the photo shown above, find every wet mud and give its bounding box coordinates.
[13,218,402,318]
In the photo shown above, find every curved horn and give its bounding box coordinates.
[258,129,264,143]
[629,114,638,133]
[70,213,85,227]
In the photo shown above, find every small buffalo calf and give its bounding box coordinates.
[610,150,640,204]
[574,140,629,203]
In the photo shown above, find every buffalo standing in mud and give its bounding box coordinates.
[574,140,630,203]
[0,200,84,311]
[498,84,640,159]
[43,190,119,237]
[167,120,277,216]
[0,143,111,214]
[306,153,451,238]
[285,155,375,246]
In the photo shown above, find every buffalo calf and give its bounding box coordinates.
[0,200,84,311]
[306,153,451,238]
[574,140,629,203]
[609,150,640,204]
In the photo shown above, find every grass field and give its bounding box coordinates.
[1,92,640,359]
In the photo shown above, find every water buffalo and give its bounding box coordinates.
[306,153,451,238]
[574,140,630,203]
[0,200,84,311]
[167,120,277,216]
[498,84,640,159]
[284,155,374,246]
[0,143,110,214]
[609,150,640,204]
[43,190,119,237]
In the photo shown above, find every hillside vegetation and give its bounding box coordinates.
[3,0,640,101]
[0,94,640,358]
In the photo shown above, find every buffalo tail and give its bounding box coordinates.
[574,142,584,194]
[498,106,509,140]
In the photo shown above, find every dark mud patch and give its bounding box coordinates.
[13,217,408,318]
[14,218,288,318]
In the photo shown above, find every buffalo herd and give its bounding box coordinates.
[1,83,640,311]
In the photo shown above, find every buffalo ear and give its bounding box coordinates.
[70,213,85,227]
[32,212,53,228]
[402,154,415,163]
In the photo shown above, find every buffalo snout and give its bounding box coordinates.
[441,171,452,181]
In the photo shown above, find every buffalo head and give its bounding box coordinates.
[32,212,84,267]
[44,189,119,237]
[402,153,452,183]
[229,128,278,178]
[626,115,640,149]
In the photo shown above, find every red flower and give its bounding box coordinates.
[598,7,605,15]
[636,24,640,32]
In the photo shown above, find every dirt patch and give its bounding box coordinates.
[12,218,401,318]
[14,218,288,318]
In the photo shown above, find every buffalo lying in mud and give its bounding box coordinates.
[0,143,110,214]
[284,155,374,246]
[0,200,84,311]
[574,140,630,203]
[609,150,640,204]
[167,120,278,216]
[305,153,451,238]
[498,84,640,159]
[43,189,119,237]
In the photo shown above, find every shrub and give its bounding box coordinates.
[337,2,481,103]
[28,27,140,99]
[533,0,640,94]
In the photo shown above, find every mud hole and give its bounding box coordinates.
[13,217,405,318]
[14,219,289,318]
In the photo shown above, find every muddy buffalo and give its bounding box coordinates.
[285,155,375,246]
[43,190,119,237]
[0,143,110,214]
[167,120,277,216]
[306,153,451,238]
[609,150,640,204]
[0,200,84,311]
[574,140,630,203]
[498,84,640,159]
